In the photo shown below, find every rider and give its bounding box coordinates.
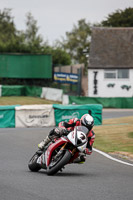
[38,113,95,163]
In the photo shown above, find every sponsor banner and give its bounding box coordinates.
[15,105,55,127]
[41,87,63,102]
[53,104,103,126]
[54,72,78,84]
[0,105,19,128]
[0,85,1,97]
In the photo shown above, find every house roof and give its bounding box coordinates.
[89,27,133,69]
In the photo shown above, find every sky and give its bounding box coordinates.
[1,0,133,45]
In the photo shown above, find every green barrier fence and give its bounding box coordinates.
[24,86,42,97]
[2,85,42,97]
[69,96,133,108]
[0,105,19,128]
[2,85,25,96]
[53,104,103,126]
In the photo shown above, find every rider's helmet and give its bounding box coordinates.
[80,114,94,131]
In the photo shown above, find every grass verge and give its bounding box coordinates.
[0,96,60,105]
[93,116,133,160]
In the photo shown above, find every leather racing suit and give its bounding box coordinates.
[58,118,95,155]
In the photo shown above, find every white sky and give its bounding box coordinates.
[1,0,133,45]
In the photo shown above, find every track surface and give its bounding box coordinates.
[103,108,133,119]
[0,110,133,200]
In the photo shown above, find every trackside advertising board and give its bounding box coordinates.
[54,72,78,84]
[53,104,103,126]
[0,105,20,128]
[15,105,55,127]
[0,104,102,128]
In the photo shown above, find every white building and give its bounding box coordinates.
[88,27,133,97]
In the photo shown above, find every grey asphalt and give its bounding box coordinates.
[103,108,133,119]
[0,110,133,200]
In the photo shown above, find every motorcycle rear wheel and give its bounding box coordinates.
[47,150,71,175]
[28,153,41,172]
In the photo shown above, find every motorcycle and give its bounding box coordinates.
[28,126,88,175]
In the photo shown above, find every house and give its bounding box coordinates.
[88,27,133,97]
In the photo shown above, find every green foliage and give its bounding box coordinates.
[0,8,20,52]
[102,7,133,27]
[0,8,16,40]
[51,48,71,66]
[43,45,71,66]
[24,12,44,53]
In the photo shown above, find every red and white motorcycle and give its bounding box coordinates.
[28,126,88,175]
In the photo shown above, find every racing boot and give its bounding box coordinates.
[38,136,51,150]
[73,155,86,164]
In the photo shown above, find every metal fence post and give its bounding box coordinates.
[77,68,82,96]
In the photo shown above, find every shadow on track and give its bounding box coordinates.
[27,169,98,178]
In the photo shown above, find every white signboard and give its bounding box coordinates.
[41,87,63,102]
[62,95,69,105]
[15,105,55,127]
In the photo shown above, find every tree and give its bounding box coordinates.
[24,12,44,53]
[43,46,71,66]
[51,48,71,66]
[58,19,91,71]
[0,8,21,52]
[101,7,133,27]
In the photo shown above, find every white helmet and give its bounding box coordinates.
[81,114,94,131]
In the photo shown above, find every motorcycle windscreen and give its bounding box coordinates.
[67,126,88,150]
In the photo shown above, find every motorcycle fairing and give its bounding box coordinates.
[36,153,46,169]
[45,137,69,167]
[67,127,87,152]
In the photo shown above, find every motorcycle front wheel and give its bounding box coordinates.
[28,153,41,172]
[47,150,71,176]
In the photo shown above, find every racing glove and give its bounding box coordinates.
[49,127,68,138]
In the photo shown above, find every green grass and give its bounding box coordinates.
[128,132,133,138]
[94,116,133,157]
[0,96,61,105]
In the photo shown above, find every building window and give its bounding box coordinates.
[118,69,129,79]
[104,69,129,79]
[104,70,116,79]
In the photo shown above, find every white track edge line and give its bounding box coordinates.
[93,148,133,167]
